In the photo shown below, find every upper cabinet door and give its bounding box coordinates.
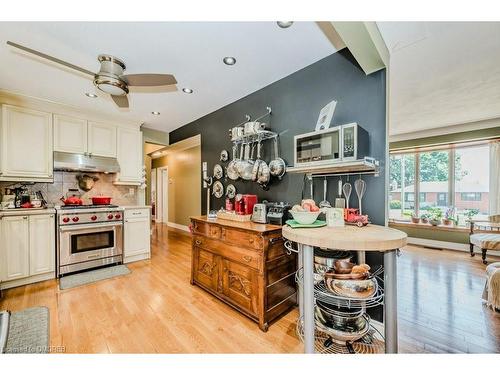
[53,114,88,154]
[88,121,117,157]
[0,105,53,181]
[115,127,142,184]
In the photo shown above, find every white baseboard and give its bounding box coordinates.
[167,221,190,232]
[407,237,500,257]
[1,272,54,290]
[124,252,151,264]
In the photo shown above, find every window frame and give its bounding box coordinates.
[389,141,491,224]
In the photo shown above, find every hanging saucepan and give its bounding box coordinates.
[257,159,270,189]
[227,145,240,181]
[241,143,255,181]
[235,143,248,177]
[251,141,263,182]
[269,136,286,179]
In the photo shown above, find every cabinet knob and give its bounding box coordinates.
[23,216,28,219]
[242,255,252,263]
[195,239,202,245]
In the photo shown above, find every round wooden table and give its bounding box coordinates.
[282,224,407,354]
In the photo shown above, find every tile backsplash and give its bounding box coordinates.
[0,171,139,206]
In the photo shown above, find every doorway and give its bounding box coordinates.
[156,166,169,223]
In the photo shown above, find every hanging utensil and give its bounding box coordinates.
[269,137,286,179]
[319,178,331,208]
[251,141,263,182]
[227,145,240,181]
[335,178,345,208]
[241,143,255,180]
[354,178,367,214]
[343,182,352,209]
[235,143,248,176]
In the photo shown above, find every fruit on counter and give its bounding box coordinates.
[290,199,320,213]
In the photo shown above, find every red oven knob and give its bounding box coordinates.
[108,214,114,220]
[72,217,79,222]
[115,214,121,219]
[62,217,70,223]
[91,215,97,221]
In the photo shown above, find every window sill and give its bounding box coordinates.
[388,220,470,233]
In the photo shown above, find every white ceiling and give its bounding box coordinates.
[377,22,500,137]
[0,22,336,133]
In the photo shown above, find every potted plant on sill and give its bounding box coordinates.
[428,207,443,226]
[421,213,430,224]
[411,214,420,224]
[443,207,457,226]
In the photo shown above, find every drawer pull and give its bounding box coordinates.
[242,255,252,263]
[195,239,202,245]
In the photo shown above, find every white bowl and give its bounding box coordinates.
[290,210,320,225]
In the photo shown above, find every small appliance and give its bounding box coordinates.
[251,203,267,224]
[242,194,258,215]
[266,202,291,226]
[293,123,369,167]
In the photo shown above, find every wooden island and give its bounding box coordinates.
[190,216,297,331]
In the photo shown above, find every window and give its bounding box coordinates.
[461,193,481,201]
[389,142,492,225]
[389,153,416,220]
[454,145,490,224]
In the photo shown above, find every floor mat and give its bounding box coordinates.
[59,264,131,290]
[5,307,49,353]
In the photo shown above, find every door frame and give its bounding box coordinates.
[156,166,168,223]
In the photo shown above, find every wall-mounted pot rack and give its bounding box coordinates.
[230,107,277,144]
[287,157,380,178]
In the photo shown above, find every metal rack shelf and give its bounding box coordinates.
[287,157,380,177]
[295,268,385,309]
[231,130,278,145]
[296,317,385,354]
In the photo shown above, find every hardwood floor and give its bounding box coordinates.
[1,223,498,353]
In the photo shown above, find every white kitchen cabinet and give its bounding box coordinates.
[115,127,143,185]
[88,121,117,157]
[53,114,88,154]
[0,215,30,281]
[124,208,151,263]
[0,105,53,182]
[0,213,55,288]
[29,214,55,276]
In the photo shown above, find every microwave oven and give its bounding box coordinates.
[293,123,369,167]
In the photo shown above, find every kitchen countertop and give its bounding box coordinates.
[0,207,56,217]
[191,215,282,233]
[282,223,407,251]
[120,205,152,210]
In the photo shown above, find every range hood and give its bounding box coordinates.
[53,151,120,173]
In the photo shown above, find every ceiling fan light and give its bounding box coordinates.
[94,76,129,96]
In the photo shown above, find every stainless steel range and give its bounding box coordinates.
[56,205,124,277]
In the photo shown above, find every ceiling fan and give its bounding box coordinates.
[6,41,177,109]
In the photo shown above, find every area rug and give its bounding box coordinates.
[59,264,131,290]
[5,307,49,353]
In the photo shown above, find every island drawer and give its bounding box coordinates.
[192,235,262,271]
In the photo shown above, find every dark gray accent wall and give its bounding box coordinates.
[170,50,387,225]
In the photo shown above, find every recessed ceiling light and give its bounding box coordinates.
[277,21,294,28]
[182,88,193,94]
[151,111,160,115]
[223,56,236,66]
[85,92,98,98]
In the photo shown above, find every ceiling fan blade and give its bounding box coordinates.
[111,95,129,108]
[6,41,95,77]
[121,73,177,87]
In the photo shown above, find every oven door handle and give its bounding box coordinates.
[59,221,123,232]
